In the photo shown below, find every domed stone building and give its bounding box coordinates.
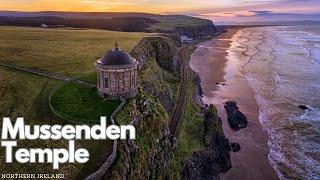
[95,43,138,100]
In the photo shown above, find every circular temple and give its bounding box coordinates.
[95,47,138,100]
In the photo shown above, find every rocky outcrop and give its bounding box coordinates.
[182,105,232,180]
[146,126,173,179]
[142,82,175,114]
[299,105,310,110]
[224,101,248,131]
[231,143,241,152]
[175,24,217,38]
[161,33,183,47]
[131,36,181,72]
[193,73,205,109]
[155,23,217,38]
[112,36,180,179]
[106,89,173,179]
[130,36,181,113]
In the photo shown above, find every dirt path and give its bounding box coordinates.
[0,62,96,87]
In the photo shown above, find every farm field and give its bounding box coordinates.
[0,26,147,76]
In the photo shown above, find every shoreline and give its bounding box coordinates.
[190,29,278,179]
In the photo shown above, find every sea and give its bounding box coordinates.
[239,26,320,179]
[192,26,320,179]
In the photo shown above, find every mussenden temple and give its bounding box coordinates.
[95,43,138,100]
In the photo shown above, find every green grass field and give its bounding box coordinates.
[0,66,114,179]
[148,15,212,31]
[50,82,120,123]
[0,26,147,76]
[0,26,149,179]
[0,26,148,122]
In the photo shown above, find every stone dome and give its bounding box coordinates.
[95,43,138,100]
[99,47,135,66]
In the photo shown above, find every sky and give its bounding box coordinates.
[1,0,320,24]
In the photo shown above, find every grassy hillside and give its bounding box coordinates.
[0,26,200,178]
[0,67,114,179]
[170,43,205,178]
[0,26,147,76]
[148,15,213,31]
[106,36,181,179]
[0,26,148,178]
[0,11,214,32]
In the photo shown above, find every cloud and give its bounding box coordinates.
[195,10,320,24]
[178,0,320,24]
[202,11,256,17]
[181,0,320,15]
[0,0,319,17]
[234,0,314,5]
[234,0,281,5]
[246,10,320,19]
[82,0,139,6]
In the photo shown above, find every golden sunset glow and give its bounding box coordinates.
[1,0,319,23]
[0,0,198,13]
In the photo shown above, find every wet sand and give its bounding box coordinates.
[190,29,278,180]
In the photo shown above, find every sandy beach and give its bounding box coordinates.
[190,29,278,180]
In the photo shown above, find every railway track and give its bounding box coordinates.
[169,44,191,136]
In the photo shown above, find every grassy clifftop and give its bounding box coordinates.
[106,35,182,179]
[0,11,216,37]
[0,26,146,76]
[0,67,115,179]
[147,15,214,31]
[0,26,147,179]
[108,89,171,179]
[131,36,182,114]
[0,26,223,179]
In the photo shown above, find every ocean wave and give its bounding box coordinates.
[242,26,320,179]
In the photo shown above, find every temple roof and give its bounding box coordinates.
[98,43,135,66]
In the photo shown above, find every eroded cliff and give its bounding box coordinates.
[131,36,181,114]
[182,105,231,180]
[103,35,181,179]
[103,35,231,180]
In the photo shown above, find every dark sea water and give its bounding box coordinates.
[238,26,320,179]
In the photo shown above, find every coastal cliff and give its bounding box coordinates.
[170,44,232,179]
[104,35,181,179]
[182,105,231,180]
[102,36,231,179]
[106,89,173,179]
[131,36,181,114]
[170,23,217,38]
[0,11,217,38]
[149,15,217,38]
[131,36,181,72]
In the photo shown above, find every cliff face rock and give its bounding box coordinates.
[131,36,181,72]
[142,82,175,114]
[182,105,232,180]
[162,33,183,47]
[130,36,181,113]
[224,101,248,131]
[155,23,217,38]
[108,89,172,179]
[175,24,217,38]
[146,126,173,179]
[106,36,181,179]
